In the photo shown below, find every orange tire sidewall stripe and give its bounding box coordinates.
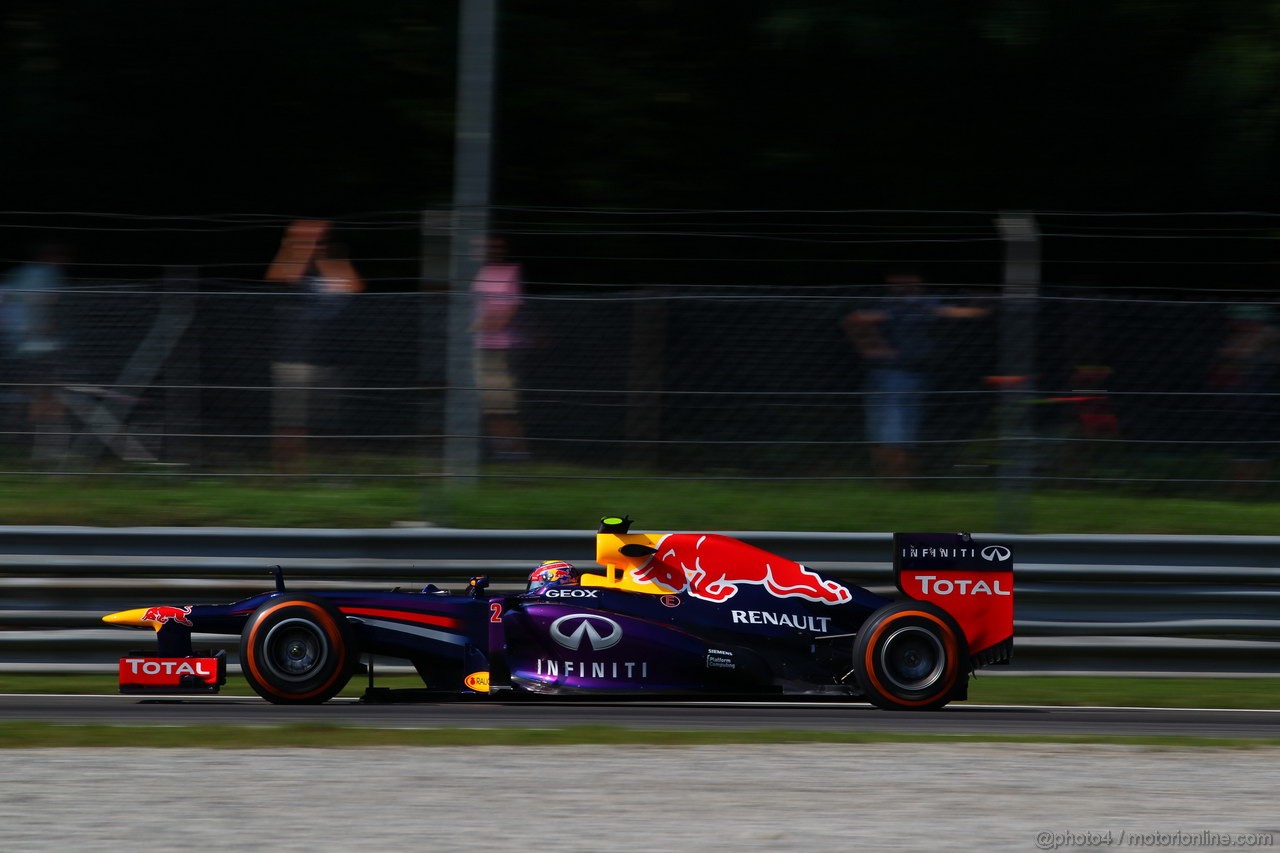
[862,610,960,708]
[245,600,346,702]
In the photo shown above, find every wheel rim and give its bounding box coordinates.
[878,625,945,692]
[262,617,330,682]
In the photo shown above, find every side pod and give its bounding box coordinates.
[892,532,1014,667]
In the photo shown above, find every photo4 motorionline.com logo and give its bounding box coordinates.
[1035,829,1274,849]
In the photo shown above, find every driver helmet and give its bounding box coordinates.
[527,559,578,592]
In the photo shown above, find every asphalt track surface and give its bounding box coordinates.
[3,694,1279,737]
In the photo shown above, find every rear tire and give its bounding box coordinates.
[240,594,355,704]
[853,601,966,711]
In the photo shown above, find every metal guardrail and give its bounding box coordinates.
[1,527,1278,676]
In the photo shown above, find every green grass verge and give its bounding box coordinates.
[0,722,1276,749]
[4,674,1278,709]
[0,470,1279,532]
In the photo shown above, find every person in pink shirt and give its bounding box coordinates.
[472,236,529,460]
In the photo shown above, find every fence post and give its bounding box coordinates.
[996,212,1040,532]
[625,290,666,469]
[443,0,499,490]
[163,266,200,469]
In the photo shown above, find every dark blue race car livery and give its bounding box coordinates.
[104,516,1014,711]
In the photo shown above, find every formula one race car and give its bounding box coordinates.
[103,516,1013,710]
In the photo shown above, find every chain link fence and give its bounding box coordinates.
[0,210,1277,501]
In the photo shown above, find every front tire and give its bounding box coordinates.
[240,594,355,704]
[853,601,966,711]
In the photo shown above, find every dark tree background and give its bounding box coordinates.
[3,1,1279,283]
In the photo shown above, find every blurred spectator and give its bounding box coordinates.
[1,243,69,462]
[1039,363,1120,482]
[841,271,988,481]
[471,235,529,460]
[1208,304,1280,496]
[265,220,364,473]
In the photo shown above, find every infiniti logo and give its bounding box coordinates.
[981,545,1012,562]
[549,614,623,652]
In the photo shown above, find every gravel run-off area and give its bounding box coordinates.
[2,744,1278,852]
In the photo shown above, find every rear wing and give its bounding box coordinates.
[893,533,1013,666]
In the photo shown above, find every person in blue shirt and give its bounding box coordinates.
[842,271,988,481]
[1,243,70,461]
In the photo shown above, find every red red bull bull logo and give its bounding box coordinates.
[630,533,852,604]
[141,605,193,627]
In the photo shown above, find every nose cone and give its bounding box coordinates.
[102,608,159,630]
